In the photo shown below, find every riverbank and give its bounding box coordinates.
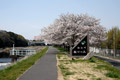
[0,46,45,70]
[0,46,45,58]
[0,47,48,80]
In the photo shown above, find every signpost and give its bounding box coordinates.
[72,35,89,57]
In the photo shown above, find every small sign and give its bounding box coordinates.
[72,35,88,56]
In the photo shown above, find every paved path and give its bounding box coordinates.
[95,56,120,70]
[18,46,59,80]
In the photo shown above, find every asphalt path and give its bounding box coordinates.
[95,56,120,70]
[18,46,59,80]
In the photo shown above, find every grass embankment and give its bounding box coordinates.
[54,46,69,52]
[0,47,49,80]
[57,52,120,80]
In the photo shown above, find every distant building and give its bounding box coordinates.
[34,35,41,40]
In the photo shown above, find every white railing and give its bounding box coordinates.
[90,47,120,58]
[10,49,36,56]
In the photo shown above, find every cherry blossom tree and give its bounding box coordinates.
[41,13,106,48]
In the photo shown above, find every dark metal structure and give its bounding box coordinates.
[72,35,89,56]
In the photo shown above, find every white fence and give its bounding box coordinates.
[90,47,120,58]
[10,49,36,56]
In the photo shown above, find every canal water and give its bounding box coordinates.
[0,58,21,70]
[0,58,11,70]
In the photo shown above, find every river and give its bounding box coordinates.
[0,58,11,70]
[0,58,21,70]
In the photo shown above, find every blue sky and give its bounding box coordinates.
[0,0,120,39]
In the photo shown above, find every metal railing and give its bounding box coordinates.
[90,47,120,59]
[10,49,36,56]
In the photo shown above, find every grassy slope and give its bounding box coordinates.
[56,47,120,80]
[54,46,69,52]
[0,47,48,80]
[57,53,120,80]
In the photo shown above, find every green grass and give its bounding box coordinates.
[78,79,86,80]
[105,72,119,78]
[58,65,69,76]
[54,46,68,52]
[94,58,120,79]
[57,53,63,59]
[0,47,48,80]
[59,65,68,70]
[65,72,75,75]
[58,61,75,76]
[96,78,102,80]
[92,78,102,80]
[95,63,120,78]
[89,57,96,63]
[69,57,96,63]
